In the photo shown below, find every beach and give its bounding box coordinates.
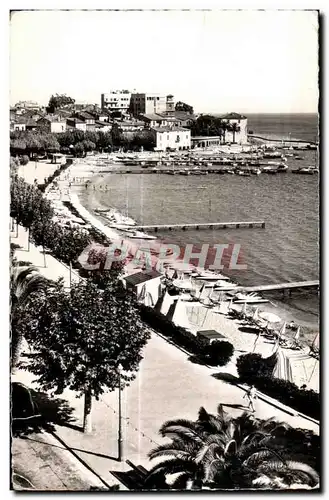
[37,150,318,393]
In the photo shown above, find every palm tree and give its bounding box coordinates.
[10,264,50,369]
[145,405,319,490]
[230,123,241,144]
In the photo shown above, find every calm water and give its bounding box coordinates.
[78,114,320,331]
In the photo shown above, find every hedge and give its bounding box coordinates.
[237,352,277,381]
[236,353,320,420]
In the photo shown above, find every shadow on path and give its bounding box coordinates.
[12,383,77,437]
[211,372,240,384]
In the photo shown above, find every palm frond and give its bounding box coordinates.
[148,442,191,460]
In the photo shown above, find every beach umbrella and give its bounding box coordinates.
[138,284,146,303]
[279,321,286,338]
[259,311,281,324]
[294,326,301,341]
[198,284,206,299]
[253,307,259,322]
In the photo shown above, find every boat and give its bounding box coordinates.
[277,164,288,172]
[251,169,262,175]
[262,166,277,174]
[232,292,269,304]
[194,271,230,281]
[294,155,303,160]
[126,230,157,240]
[237,170,251,177]
[292,167,315,175]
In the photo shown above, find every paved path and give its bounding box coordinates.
[12,432,107,491]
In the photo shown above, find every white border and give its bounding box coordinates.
[2,2,326,498]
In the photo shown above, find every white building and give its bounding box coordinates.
[101,91,131,113]
[221,112,248,144]
[38,115,67,133]
[152,127,191,151]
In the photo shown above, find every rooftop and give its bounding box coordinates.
[197,330,226,340]
[221,112,247,120]
[141,113,164,121]
[152,126,190,133]
[124,270,162,286]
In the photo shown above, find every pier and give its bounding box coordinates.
[237,280,319,293]
[133,221,266,232]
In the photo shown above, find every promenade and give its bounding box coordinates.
[11,224,319,489]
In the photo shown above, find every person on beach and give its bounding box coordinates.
[244,385,257,412]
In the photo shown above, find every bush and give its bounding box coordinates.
[204,340,234,367]
[236,353,320,420]
[20,155,30,166]
[236,352,277,382]
[254,376,320,420]
[140,305,207,355]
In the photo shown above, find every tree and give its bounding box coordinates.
[228,122,240,144]
[145,405,319,490]
[18,278,151,433]
[20,155,30,166]
[48,94,75,112]
[175,101,194,115]
[10,264,50,369]
[111,123,123,147]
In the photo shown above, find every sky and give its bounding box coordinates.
[9,9,319,113]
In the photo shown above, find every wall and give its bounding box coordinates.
[154,129,191,151]
[224,118,248,144]
[101,92,131,112]
[50,121,67,133]
[13,123,26,131]
[134,277,162,306]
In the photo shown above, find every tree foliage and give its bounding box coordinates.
[18,279,150,399]
[48,93,75,112]
[237,353,277,382]
[10,264,51,368]
[175,101,194,114]
[203,340,234,367]
[145,404,320,490]
[10,174,91,266]
[190,115,228,139]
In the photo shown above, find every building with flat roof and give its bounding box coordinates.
[101,90,131,113]
[130,93,175,117]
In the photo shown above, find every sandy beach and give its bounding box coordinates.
[24,153,318,393]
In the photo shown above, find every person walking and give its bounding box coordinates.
[244,385,257,412]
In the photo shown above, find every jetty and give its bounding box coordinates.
[237,280,319,293]
[133,221,266,232]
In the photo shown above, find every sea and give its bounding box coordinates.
[77,114,319,340]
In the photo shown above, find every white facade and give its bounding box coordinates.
[11,122,26,131]
[101,91,131,112]
[50,121,67,133]
[221,113,248,144]
[152,127,191,151]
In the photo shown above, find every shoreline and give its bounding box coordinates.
[21,155,319,391]
[69,155,318,344]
